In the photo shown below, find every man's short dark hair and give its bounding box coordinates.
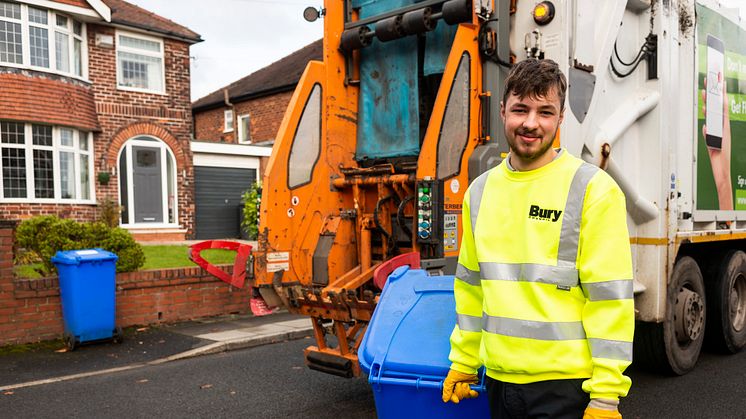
[502,59,567,110]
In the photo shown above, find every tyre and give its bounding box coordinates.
[634,256,706,375]
[705,250,746,353]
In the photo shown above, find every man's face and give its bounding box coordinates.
[500,87,564,170]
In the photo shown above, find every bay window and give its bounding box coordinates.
[0,121,93,202]
[0,1,86,78]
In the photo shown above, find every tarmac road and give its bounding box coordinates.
[3,336,746,418]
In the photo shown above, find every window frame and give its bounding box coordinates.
[115,29,166,95]
[0,121,94,203]
[0,2,88,79]
[224,109,234,133]
[117,136,179,228]
[237,113,251,143]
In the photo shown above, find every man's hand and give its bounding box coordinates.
[441,369,479,403]
[583,399,622,419]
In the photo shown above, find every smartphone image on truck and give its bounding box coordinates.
[706,34,725,149]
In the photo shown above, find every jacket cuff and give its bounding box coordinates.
[450,362,478,375]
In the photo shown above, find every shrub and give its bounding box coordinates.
[97,198,122,228]
[15,216,145,275]
[241,182,262,240]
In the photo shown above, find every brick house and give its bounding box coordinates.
[0,0,201,241]
[190,39,321,239]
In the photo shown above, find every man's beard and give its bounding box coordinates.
[507,127,558,161]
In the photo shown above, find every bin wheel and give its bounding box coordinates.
[113,327,124,344]
[64,333,78,351]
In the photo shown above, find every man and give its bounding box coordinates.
[441,59,634,419]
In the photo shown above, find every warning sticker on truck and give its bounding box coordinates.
[444,214,458,252]
[266,252,289,262]
[267,262,290,273]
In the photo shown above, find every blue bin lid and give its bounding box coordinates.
[359,266,460,382]
[51,248,118,265]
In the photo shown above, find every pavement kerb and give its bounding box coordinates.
[1,323,313,392]
[166,328,314,362]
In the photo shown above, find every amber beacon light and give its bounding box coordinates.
[532,1,555,25]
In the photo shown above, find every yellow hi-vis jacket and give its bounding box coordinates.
[449,150,634,401]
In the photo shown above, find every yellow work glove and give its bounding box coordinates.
[583,399,622,419]
[441,369,479,403]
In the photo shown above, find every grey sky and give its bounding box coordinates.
[127,0,745,102]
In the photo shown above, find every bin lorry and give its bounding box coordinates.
[230,0,746,378]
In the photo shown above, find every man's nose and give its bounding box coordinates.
[522,111,539,129]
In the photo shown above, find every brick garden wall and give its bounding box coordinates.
[0,221,250,347]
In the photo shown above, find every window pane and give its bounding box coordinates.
[0,20,22,64]
[1,121,24,144]
[59,151,75,199]
[0,2,21,19]
[28,7,47,25]
[119,148,128,223]
[78,131,88,150]
[59,128,73,146]
[29,26,49,68]
[33,149,53,198]
[79,153,89,200]
[288,84,322,189]
[32,124,52,146]
[167,152,174,223]
[73,38,82,76]
[55,31,69,72]
[2,148,26,198]
[437,54,471,180]
[119,35,160,52]
[118,51,162,90]
[55,15,67,28]
[73,21,81,36]
[239,115,251,142]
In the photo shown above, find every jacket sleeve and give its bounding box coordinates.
[578,174,635,401]
[448,186,484,375]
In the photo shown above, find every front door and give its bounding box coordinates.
[132,146,163,223]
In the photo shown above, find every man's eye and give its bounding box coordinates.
[541,111,554,116]
[512,109,527,114]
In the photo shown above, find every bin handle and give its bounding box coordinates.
[189,240,252,288]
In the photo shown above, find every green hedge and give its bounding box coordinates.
[15,215,145,275]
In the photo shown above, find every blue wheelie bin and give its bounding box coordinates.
[51,248,120,350]
[359,266,489,418]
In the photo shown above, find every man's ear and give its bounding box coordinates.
[500,101,505,121]
[558,108,565,125]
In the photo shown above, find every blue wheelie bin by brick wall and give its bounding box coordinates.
[51,249,120,350]
[359,266,489,418]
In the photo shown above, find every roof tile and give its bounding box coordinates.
[102,0,201,42]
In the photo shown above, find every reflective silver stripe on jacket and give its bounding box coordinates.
[588,338,633,361]
[456,264,481,286]
[556,163,599,267]
[457,313,482,332]
[469,171,491,238]
[482,314,587,340]
[583,280,634,301]
[479,262,578,288]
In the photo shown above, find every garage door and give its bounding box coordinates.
[194,166,257,239]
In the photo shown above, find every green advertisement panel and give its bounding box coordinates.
[696,4,746,211]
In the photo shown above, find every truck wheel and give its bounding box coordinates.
[663,256,706,375]
[705,250,746,353]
